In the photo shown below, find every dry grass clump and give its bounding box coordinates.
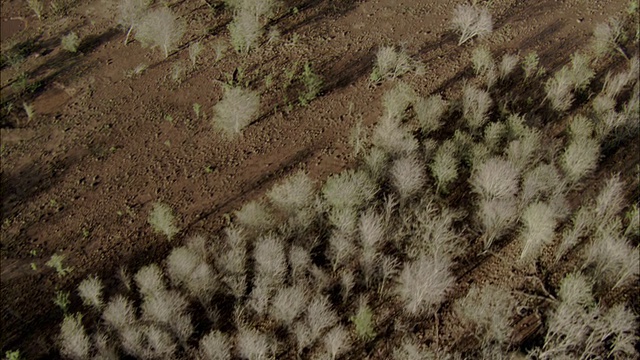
[396,254,454,316]
[370,46,424,83]
[135,7,185,58]
[451,4,493,45]
[148,202,179,241]
[454,284,516,347]
[51,9,640,360]
[212,86,260,137]
[462,84,493,132]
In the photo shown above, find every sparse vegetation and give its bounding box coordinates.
[2,1,639,359]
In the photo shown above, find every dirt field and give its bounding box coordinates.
[1,0,638,358]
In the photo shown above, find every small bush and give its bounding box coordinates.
[568,114,594,140]
[462,84,492,131]
[217,226,247,298]
[625,204,639,237]
[584,229,639,289]
[60,313,90,360]
[390,155,426,201]
[372,118,419,156]
[454,284,516,346]
[555,206,595,262]
[594,174,625,225]
[229,8,262,54]
[200,330,231,360]
[148,202,179,241]
[136,7,185,58]
[189,41,202,67]
[520,162,563,206]
[568,52,594,91]
[267,171,315,215]
[519,201,557,265]
[117,0,149,45]
[322,169,378,211]
[134,263,166,298]
[370,46,423,83]
[27,0,44,19]
[522,51,543,79]
[254,234,287,288]
[505,130,542,174]
[478,198,518,249]
[350,300,376,341]
[289,245,311,283]
[77,275,104,310]
[328,230,356,271]
[560,137,600,185]
[61,32,80,53]
[415,94,447,134]
[393,338,434,360]
[234,201,274,233]
[270,285,308,327]
[545,67,574,112]
[591,17,625,58]
[471,157,520,200]
[382,82,416,121]
[166,246,216,302]
[499,54,519,79]
[306,295,339,342]
[323,325,351,360]
[102,295,136,331]
[396,254,454,316]
[451,4,493,45]
[46,253,73,277]
[430,140,459,194]
[299,62,323,106]
[236,327,275,360]
[471,46,497,87]
[212,86,260,137]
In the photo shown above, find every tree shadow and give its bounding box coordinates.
[272,0,361,36]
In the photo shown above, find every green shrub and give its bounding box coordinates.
[350,300,376,341]
[46,253,73,277]
[298,63,323,106]
[61,32,80,53]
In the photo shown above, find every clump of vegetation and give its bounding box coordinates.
[135,7,185,58]
[148,202,179,240]
[27,3,639,360]
[451,4,493,45]
[298,63,323,106]
[27,0,44,19]
[117,0,150,45]
[61,32,80,53]
[370,45,424,84]
[211,85,261,137]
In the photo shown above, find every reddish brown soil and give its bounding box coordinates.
[0,0,637,358]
